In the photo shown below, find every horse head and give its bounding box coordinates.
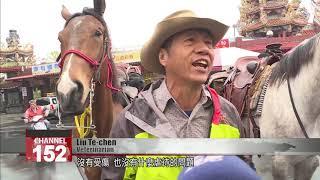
[56,3,113,115]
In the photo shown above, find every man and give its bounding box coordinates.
[24,100,50,129]
[101,10,251,180]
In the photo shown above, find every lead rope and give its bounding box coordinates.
[89,78,97,138]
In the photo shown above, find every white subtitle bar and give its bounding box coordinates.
[72,138,320,155]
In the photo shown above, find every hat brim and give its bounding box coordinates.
[141,17,229,74]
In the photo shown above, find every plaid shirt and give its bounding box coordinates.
[153,81,214,138]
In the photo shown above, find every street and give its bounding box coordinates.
[0,113,85,180]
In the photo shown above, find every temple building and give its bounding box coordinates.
[0,30,36,113]
[239,0,309,38]
[312,0,320,29]
[233,0,316,52]
[0,30,59,113]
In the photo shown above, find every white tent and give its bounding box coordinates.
[213,47,260,69]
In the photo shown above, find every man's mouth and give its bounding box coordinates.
[192,59,209,69]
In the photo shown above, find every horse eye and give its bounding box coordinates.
[95,30,102,37]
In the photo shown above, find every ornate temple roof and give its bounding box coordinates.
[231,31,317,52]
[0,30,35,73]
[239,0,309,36]
[262,1,287,10]
[0,44,33,56]
[246,6,260,15]
[243,18,307,32]
[313,0,320,26]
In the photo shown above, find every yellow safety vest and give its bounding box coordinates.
[124,87,240,180]
[123,124,240,180]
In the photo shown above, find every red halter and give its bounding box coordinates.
[58,49,119,92]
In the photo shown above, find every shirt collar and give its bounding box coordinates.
[201,85,213,108]
[155,80,173,112]
[155,80,213,112]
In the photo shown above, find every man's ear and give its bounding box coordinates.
[159,48,168,67]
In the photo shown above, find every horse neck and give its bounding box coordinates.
[92,61,114,138]
[289,50,320,135]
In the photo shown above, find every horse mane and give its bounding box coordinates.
[269,33,320,86]
[65,8,119,89]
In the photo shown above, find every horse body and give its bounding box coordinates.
[256,38,320,179]
[261,65,320,139]
[209,34,320,179]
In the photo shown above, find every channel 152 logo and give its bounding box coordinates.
[25,130,72,162]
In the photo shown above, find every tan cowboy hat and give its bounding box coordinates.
[141,10,229,74]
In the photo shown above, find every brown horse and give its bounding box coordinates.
[56,2,118,179]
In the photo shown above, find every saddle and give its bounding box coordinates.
[224,57,260,111]
[221,44,283,138]
[221,56,260,137]
[233,56,260,88]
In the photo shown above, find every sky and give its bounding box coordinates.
[0,0,314,59]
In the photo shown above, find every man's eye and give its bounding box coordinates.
[186,38,194,42]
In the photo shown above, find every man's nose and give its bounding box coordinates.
[194,41,211,55]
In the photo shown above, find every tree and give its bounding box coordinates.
[46,50,60,62]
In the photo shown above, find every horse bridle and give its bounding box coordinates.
[55,11,119,132]
[57,34,118,91]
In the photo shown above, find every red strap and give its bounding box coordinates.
[105,55,120,92]
[207,86,221,125]
[57,49,119,92]
[58,49,99,68]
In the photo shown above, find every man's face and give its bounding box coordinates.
[159,29,214,84]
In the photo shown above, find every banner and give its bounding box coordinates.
[32,62,60,75]
[113,50,140,63]
[215,39,230,48]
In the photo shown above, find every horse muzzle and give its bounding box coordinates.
[57,81,86,115]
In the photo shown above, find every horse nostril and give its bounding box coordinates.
[70,81,84,101]
[74,81,84,94]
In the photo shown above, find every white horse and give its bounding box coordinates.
[253,34,320,180]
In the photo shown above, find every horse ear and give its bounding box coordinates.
[61,5,72,20]
[93,0,106,16]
